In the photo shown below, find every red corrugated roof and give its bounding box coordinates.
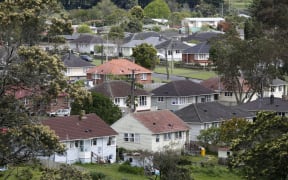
[132,110,190,134]
[42,113,118,141]
[87,59,152,75]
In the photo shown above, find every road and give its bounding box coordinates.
[152,73,202,83]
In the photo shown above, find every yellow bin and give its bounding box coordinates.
[201,147,206,157]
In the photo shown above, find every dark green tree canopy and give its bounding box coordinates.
[71,92,122,125]
[230,112,288,179]
[132,43,158,70]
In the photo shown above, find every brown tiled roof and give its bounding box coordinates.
[90,80,150,97]
[132,110,189,134]
[86,59,152,75]
[42,113,117,141]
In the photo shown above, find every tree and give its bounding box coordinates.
[0,0,83,167]
[197,126,221,145]
[153,150,193,180]
[77,24,93,33]
[71,92,122,125]
[209,27,280,104]
[130,5,144,21]
[144,0,171,19]
[132,43,159,70]
[230,112,288,179]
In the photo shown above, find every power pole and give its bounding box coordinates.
[129,69,139,112]
[165,48,169,80]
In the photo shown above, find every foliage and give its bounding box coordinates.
[209,27,281,104]
[197,126,221,145]
[77,24,93,33]
[71,92,122,125]
[40,164,92,180]
[195,2,218,17]
[118,162,144,175]
[0,125,65,166]
[144,0,171,19]
[169,11,191,27]
[122,17,143,33]
[108,26,124,41]
[130,5,144,21]
[230,112,288,179]
[153,150,193,180]
[90,171,106,180]
[132,43,158,70]
[203,0,224,8]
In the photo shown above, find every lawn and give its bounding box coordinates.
[154,66,217,80]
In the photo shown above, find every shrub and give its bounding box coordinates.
[118,163,144,175]
[90,171,106,180]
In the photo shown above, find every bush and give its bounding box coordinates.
[118,163,144,175]
[90,171,106,180]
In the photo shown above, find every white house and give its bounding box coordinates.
[89,80,152,114]
[181,17,225,34]
[175,102,252,141]
[42,113,118,164]
[111,110,190,152]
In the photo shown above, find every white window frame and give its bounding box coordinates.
[93,74,101,79]
[139,96,147,106]
[114,98,120,105]
[91,138,97,146]
[141,73,147,80]
[124,133,140,143]
[175,132,182,139]
[224,92,233,96]
[107,136,116,146]
[157,97,164,102]
[155,134,160,142]
[164,133,172,141]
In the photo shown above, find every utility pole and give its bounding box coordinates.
[129,69,139,112]
[165,48,169,80]
[106,34,108,62]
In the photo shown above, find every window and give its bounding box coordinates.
[168,50,172,55]
[80,140,84,152]
[171,97,188,105]
[139,96,147,106]
[93,74,101,79]
[22,98,29,105]
[164,133,172,141]
[75,141,79,148]
[157,97,164,102]
[205,95,211,102]
[141,73,147,80]
[83,67,89,73]
[64,96,69,104]
[92,138,97,146]
[66,68,71,75]
[271,87,275,92]
[175,50,180,54]
[279,86,282,92]
[70,142,74,148]
[224,92,233,96]
[124,133,140,143]
[171,97,178,105]
[114,98,120,105]
[107,136,116,146]
[175,132,182,139]
[156,134,160,142]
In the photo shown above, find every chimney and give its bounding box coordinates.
[270,94,274,104]
[79,110,87,120]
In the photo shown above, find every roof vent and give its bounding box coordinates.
[153,122,156,125]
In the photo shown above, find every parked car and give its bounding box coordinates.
[48,109,71,117]
[80,55,93,62]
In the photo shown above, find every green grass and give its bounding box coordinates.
[225,0,252,10]
[0,166,42,180]
[77,163,150,180]
[154,66,217,80]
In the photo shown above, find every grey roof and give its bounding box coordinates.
[71,34,104,44]
[175,101,251,123]
[181,31,223,42]
[62,53,94,67]
[151,80,215,97]
[236,97,288,112]
[155,39,191,50]
[90,80,150,98]
[182,41,210,54]
[271,78,288,86]
[123,31,167,43]
[121,37,166,48]
[61,33,80,41]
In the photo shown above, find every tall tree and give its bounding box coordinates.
[230,112,288,179]
[0,0,81,166]
[71,92,122,125]
[132,43,159,70]
[144,0,171,19]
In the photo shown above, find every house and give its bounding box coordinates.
[155,38,191,62]
[120,32,167,57]
[62,53,95,82]
[236,96,288,117]
[6,86,70,116]
[174,101,252,141]
[89,80,152,113]
[181,17,225,34]
[151,80,218,111]
[111,110,190,152]
[181,31,223,44]
[69,34,117,56]
[42,113,118,164]
[201,77,288,106]
[182,41,211,66]
[86,59,152,85]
